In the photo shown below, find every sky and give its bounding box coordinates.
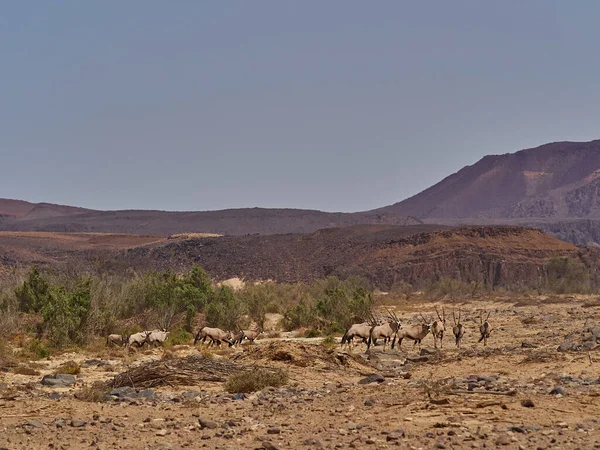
[1,1,600,213]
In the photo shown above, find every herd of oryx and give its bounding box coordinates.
[341,307,492,351]
[106,326,264,349]
[105,307,492,352]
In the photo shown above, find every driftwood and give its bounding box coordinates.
[111,355,243,389]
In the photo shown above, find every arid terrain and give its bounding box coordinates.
[1,296,600,449]
[1,225,592,290]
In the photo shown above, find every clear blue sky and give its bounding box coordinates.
[1,1,599,212]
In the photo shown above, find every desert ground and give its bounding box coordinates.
[1,297,600,450]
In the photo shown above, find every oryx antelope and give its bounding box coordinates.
[431,306,446,349]
[340,322,372,350]
[392,320,431,349]
[106,334,128,347]
[229,330,246,347]
[146,329,170,347]
[478,311,492,346]
[452,309,465,349]
[194,326,232,347]
[242,328,263,343]
[128,331,151,348]
[367,310,402,350]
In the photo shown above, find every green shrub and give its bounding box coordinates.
[546,256,591,294]
[224,368,288,393]
[305,329,320,338]
[21,339,50,360]
[166,327,193,346]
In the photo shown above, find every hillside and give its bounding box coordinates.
[0,198,92,219]
[107,225,580,289]
[0,205,421,236]
[376,139,600,220]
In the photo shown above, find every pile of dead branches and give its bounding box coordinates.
[111,355,244,389]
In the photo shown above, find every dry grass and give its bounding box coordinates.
[12,365,40,376]
[54,360,81,375]
[74,381,111,403]
[519,349,566,364]
[224,368,288,393]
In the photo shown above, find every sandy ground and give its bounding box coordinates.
[1,297,600,449]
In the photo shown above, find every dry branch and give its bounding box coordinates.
[110,354,280,389]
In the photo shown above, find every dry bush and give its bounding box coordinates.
[521,316,538,325]
[520,349,566,364]
[54,360,81,375]
[224,368,288,393]
[0,341,17,370]
[74,381,111,403]
[267,331,281,339]
[12,366,41,376]
[320,336,337,349]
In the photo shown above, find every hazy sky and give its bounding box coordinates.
[2,2,600,212]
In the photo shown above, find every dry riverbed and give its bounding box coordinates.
[1,297,600,449]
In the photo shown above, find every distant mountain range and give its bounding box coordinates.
[3,139,600,244]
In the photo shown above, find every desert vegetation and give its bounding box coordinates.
[0,254,595,356]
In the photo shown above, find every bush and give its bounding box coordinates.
[546,257,591,294]
[320,336,337,349]
[20,339,50,360]
[54,360,81,375]
[166,327,193,346]
[224,368,288,393]
[40,280,91,347]
[12,365,41,376]
[305,329,320,338]
[74,381,110,403]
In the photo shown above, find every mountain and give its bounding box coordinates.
[0,203,421,236]
[375,139,600,220]
[4,139,600,243]
[0,198,93,220]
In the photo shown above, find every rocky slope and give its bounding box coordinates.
[109,225,578,290]
[376,139,600,221]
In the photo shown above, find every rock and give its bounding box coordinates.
[520,399,535,408]
[495,434,511,446]
[420,348,437,356]
[358,374,385,384]
[109,386,136,398]
[433,442,447,449]
[198,417,219,429]
[155,429,168,436]
[557,341,582,352]
[521,342,537,348]
[261,441,280,450]
[48,393,61,400]
[550,386,566,396]
[135,389,156,399]
[267,427,281,434]
[40,374,76,387]
[364,400,374,406]
[23,420,44,428]
[70,420,87,428]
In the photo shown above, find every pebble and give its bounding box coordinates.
[358,374,385,384]
[495,434,511,446]
[198,418,219,429]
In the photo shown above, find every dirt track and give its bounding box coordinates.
[1,298,600,449]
